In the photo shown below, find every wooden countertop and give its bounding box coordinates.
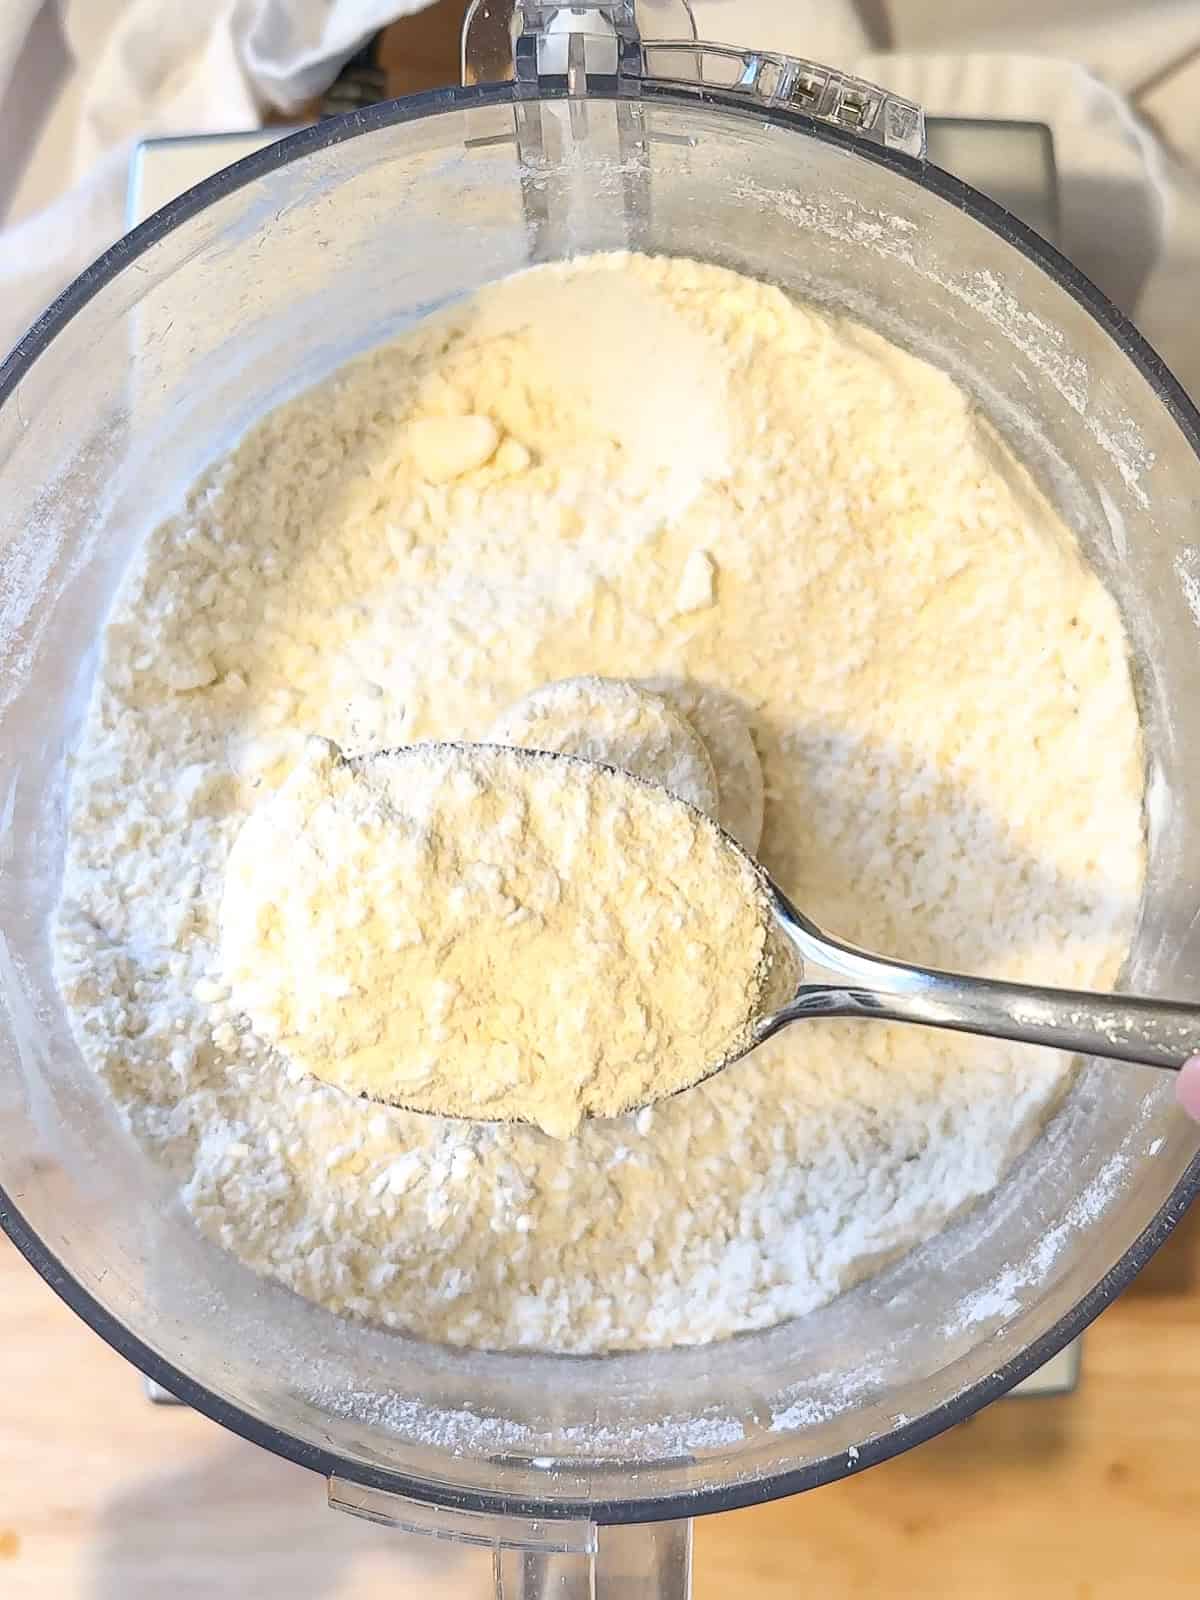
[3,1206,1200,1598]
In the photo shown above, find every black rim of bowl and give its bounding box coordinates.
[2,80,1200,1526]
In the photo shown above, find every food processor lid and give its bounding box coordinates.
[3,0,1200,1545]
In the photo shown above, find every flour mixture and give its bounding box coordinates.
[485,676,720,818]
[53,253,1146,1352]
[220,738,778,1137]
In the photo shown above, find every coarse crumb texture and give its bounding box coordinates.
[53,253,1146,1353]
[486,676,720,819]
[635,674,765,854]
[221,738,774,1138]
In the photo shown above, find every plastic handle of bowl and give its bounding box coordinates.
[459,1,927,160]
[494,1519,694,1598]
[328,1478,693,1597]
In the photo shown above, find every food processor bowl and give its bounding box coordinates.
[3,8,1200,1593]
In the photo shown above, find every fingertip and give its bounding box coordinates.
[1175,1055,1200,1121]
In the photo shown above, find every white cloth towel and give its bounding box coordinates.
[0,0,421,356]
[3,0,1200,400]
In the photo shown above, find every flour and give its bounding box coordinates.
[636,675,764,854]
[220,737,776,1138]
[52,252,1146,1353]
[487,673,766,853]
[486,675,720,817]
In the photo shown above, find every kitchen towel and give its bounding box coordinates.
[0,0,421,357]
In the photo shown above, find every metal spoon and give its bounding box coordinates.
[239,740,1200,1124]
[730,871,1200,1083]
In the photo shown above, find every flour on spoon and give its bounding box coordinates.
[221,738,777,1138]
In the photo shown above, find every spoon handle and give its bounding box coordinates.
[848,966,1200,1070]
[764,893,1200,1072]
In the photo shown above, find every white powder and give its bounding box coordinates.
[488,672,766,854]
[486,675,720,818]
[635,675,764,854]
[220,737,776,1138]
[52,252,1146,1353]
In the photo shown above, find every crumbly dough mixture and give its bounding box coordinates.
[53,253,1146,1353]
[486,675,720,819]
[221,738,776,1138]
